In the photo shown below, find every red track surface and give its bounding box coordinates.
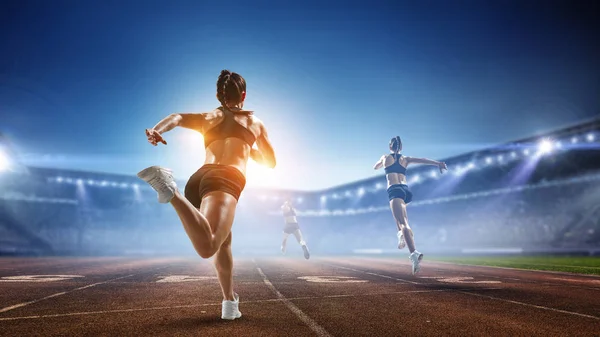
[0,256,599,336]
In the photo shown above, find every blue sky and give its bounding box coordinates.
[1,0,598,190]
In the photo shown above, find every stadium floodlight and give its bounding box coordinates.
[538,139,553,155]
[344,190,352,197]
[375,182,383,190]
[587,133,595,142]
[429,170,437,178]
[468,162,476,169]
[497,155,504,162]
[132,184,139,189]
[510,151,517,158]
[76,179,84,185]
[297,197,303,204]
[65,178,73,183]
[56,177,64,183]
[571,136,578,144]
[332,193,339,199]
[100,180,108,186]
[120,183,128,188]
[485,156,493,165]
[87,180,95,185]
[523,149,530,156]
[111,182,118,187]
[413,174,421,182]
[357,187,365,197]
[320,195,327,203]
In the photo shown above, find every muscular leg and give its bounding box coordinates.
[293,228,310,259]
[281,232,290,252]
[169,190,237,259]
[214,232,235,301]
[292,229,307,246]
[390,199,416,253]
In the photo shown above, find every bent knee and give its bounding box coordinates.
[197,249,216,259]
[196,245,219,259]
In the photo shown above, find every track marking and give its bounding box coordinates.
[254,260,333,337]
[325,264,419,284]
[0,288,500,321]
[0,274,135,314]
[419,276,502,284]
[327,261,600,320]
[350,258,600,290]
[0,275,85,282]
[458,291,600,320]
[298,276,368,283]
[156,276,218,283]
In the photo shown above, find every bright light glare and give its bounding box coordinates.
[587,133,595,142]
[245,160,278,187]
[538,139,554,154]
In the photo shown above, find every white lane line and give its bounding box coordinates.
[457,291,600,320]
[0,274,136,314]
[0,288,501,322]
[254,260,332,337]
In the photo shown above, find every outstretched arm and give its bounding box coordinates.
[146,113,209,146]
[406,157,448,173]
[154,113,209,133]
[252,122,276,168]
[373,155,386,170]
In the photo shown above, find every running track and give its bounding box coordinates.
[0,256,599,336]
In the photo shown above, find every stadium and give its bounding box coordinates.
[2,117,599,257]
[1,117,599,336]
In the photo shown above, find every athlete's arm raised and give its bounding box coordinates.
[145,112,213,146]
[250,120,276,168]
[373,155,386,170]
[405,157,448,173]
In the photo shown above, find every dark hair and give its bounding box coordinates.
[389,136,402,153]
[216,70,246,108]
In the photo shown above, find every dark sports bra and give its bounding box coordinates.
[283,207,296,217]
[203,107,256,148]
[384,153,408,175]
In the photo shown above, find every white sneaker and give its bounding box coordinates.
[409,250,424,275]
[137,166,177,204]
[221,293,242,320]
[397,231,406,250]
[302,245,310,260]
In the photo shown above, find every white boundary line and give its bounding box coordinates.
[429,260,600,278]
[253,259,333,337]
[0,274,136,314]
[0,288,500,322]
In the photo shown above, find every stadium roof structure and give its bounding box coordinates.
[314,114,600,194]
